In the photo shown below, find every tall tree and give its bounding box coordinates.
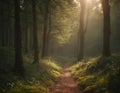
[32,0,39,63]
[22,0,29,53]
[101,0,111,57]
[0,1,6,46]
[78,0,86,61]
[47,5,52,56]
[41,0,50,58]
[14,0,24,76]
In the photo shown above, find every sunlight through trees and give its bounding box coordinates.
[0,0,120,92]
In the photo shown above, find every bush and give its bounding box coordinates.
[0,47,62,93]
[70,54,120,93]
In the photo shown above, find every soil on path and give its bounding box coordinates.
[50,66,81,93]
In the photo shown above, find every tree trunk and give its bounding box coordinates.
[41,0,50,58]
[14,0,24,76]
[1,4,5,46]
[102,0,111,57]
[47,4,52,56]
[32,0,39,63]
[23,0,29,53]
[78,0,86,61]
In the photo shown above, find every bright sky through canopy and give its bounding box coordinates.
[86,0,92,4]
[74,0,92,8]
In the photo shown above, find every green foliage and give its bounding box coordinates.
[70,54,120,93]
[53,56,77,66]
[0,47,62,93]
[7,81,49,93]
[49,0,79,45]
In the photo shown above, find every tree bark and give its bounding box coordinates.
[41,0,50,58]
[14,0,24,76]
[78,0,86,61]
[0,3,6,46]
[102,0,111,57]
[32,0,39,63]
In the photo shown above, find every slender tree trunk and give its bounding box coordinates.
[14,0,24,76]
[0,4,2,46]
[102,0,111,57]
[78,0,86,61]
[1,4,5,46]
[32,0,39,63]
[41,0,50,58]
[5,3,11,46]
[24,24,28,53]
[48,7,52,56]
[24,1,29,53]
[30,26,33,51]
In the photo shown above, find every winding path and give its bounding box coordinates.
[50,66,81,93]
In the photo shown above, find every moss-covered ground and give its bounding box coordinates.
[70,54,120,93]
[0,47,62,93]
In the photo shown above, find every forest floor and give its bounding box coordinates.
[50,65,81,93]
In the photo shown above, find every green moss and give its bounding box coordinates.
[7,82,49,93]
[70,54,120,93]
[0,47,62,93]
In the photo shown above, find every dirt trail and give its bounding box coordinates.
[50,65,81,93]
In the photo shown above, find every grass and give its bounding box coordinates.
[53,56,77,66]
[70,54,120,93]
[0,47,62,93]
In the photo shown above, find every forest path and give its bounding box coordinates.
[50,65,81,93]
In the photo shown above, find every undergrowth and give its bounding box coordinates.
[0,47,62,93]
[70,54,120,93]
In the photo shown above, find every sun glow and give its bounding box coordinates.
[74,0,92,8]
[86,0,92,4]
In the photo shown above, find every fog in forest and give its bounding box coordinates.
[0,0,120,93]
